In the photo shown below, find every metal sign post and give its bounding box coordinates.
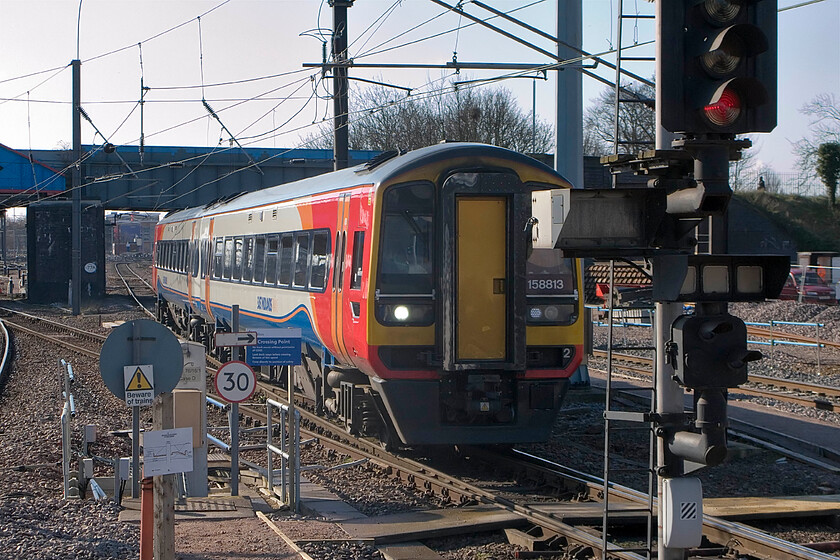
[99,319,184,498]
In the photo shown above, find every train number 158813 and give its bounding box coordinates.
[528,278,565,291]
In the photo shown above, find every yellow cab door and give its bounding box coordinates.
[456,197,507,361]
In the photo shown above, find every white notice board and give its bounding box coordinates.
[143,427,194,476]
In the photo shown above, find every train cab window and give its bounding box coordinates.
[310,230,329,291]
[278,234,293,287]
[253,236,266,283]
[213,239,225,279]
[525,248,578,325]
[242,236,255,282]
[350,231,365,290]
[377,182,434,294]
[223,238,234,279]
[293,233,310,288]
[265,235,279,284]
[232,237,244,281]
[376,182,435,326]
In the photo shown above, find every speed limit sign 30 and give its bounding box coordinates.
[214,361,256,403]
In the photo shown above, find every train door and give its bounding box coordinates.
[456,197,507,360]
[187,221,199,312]
[440,172,530,372]
[331,193,351,362]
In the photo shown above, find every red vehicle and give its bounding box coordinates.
[778,268,836,304]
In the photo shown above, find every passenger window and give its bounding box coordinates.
[213,239,224,279]
[202,239,211,278]
[190,240,199,277]
[293,233,310,288]
[278,234,294,287]
[223,238,234,279]
[332,232,341,290]
[265,235,279,284]
[232,237,244,281]
[310,230,329,290]
[253,236,266,283]
[350,231,365,290]
[242,237,255,282]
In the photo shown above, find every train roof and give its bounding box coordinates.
[158,143,568,224]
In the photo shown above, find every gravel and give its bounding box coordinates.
[2,260,839,559]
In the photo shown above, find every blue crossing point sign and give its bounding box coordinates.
[245,328,302,366]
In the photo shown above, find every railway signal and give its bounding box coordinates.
[659,0,778,135]
[668,312,761,390]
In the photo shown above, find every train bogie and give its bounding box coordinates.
[154,143,584,447]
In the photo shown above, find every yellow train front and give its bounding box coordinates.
[360,144,583,446]
[155,143,583,447]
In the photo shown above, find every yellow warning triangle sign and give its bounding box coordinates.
[127,367,153,391]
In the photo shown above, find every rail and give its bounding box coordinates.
[59,359,78,499]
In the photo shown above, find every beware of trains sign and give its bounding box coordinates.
[124,364,154,406]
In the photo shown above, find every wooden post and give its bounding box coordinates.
[153,392,175,560]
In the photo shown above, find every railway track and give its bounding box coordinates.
[241,379,837,560]
[1,297,835,559]
[112,262,155,318]
[592,349,840,412]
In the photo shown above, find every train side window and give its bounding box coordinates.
[293,232,310,288]
[310,230,329,291]
[278,234,293,287]
[232,237,244,281]
[202,239,211,279]
[265,235,279,284]
[337,231,346,291]
[213,239,224,279]
[223,238,234,279]
[350,231,365,290]
[242,236,255,283]
[190,240,199,277]
[253,236,266,283]
[178,241,186,272]
[332,232,341,291]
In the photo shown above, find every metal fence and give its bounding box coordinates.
[732,170,825,197]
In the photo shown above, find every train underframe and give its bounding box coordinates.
[157,296,569,448]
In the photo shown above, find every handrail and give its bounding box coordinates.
[265,398,301,513]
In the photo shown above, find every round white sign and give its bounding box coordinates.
[214,361,256,403]
[84,262,97,273]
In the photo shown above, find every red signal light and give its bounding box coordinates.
[703,87,741,127]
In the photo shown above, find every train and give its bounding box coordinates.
[153,142,584,447]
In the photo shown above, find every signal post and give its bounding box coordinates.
[559,1,781,557]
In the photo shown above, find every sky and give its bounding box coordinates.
[0,0,838,176]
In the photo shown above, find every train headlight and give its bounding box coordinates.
[376,301,434,326]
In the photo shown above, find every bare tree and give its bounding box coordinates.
[794,93,840,181]
[300,82,554,154]
[582,82,655,156]
[729,148,758,192]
